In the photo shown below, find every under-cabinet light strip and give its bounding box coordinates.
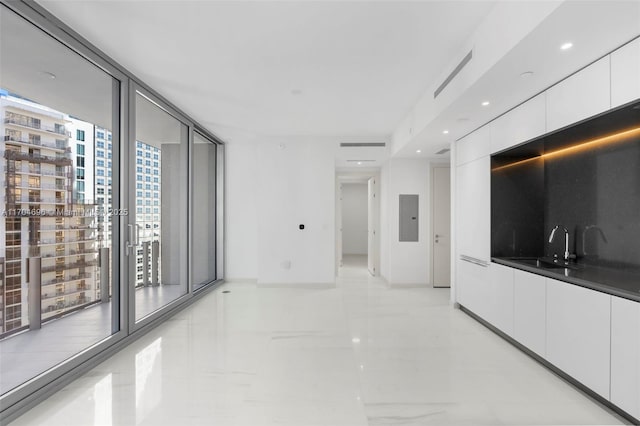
[492,126,640,172]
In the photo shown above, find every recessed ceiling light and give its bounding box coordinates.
[560,42,573,50]
[42,71,56,79]
[443,130,449,134]
[520,71,534,78]
[357,161,362,165]
[481,101,490,107]
[416,149,422,154]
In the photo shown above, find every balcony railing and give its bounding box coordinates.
[39,236,97,245]
[9,196,68,204]
[40,248,98,259]
[39,258,97,272]
[2,166,73,179]
[3,135,70,152]
[42,297,91,313]
[3,150,72,166]
[4,118,70,136]
[38,224,97,231]
[42,274,91,297]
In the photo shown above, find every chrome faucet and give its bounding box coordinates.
[549,225,571,262]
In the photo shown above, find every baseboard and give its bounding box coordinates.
[256,282,336,289]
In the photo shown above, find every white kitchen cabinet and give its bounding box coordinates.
[513,270,546,357]
[455,155,490,263]
[546,56,611,132]
[611,296,640,419]
[611,37,640,108]
[490,93,546,154]
[488,263,514,337]
[456,257,490,319]
[546,278,611,399]
[455,124,491,167]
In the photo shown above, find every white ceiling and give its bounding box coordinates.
[36,0,497,141]
[11,0,638,173]
[400,0,640,159]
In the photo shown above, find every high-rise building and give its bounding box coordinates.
[134,140,161,287]
[0,91,98,335]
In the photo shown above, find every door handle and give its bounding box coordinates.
[135,223,141,247]
[126,223,141,255]
[126,224,135,256]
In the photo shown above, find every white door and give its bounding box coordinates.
[367,177,378,275]
[336,182,343,270]
[432,166,451,287]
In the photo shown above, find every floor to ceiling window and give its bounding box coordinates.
[133,91,188,322]
[0,2,224,422]
[0,3,120,397]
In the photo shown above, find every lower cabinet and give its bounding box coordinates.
[513,270,546,357]
[611,296,640,419]
[462,263,639,419]
[546,278,611,399]
[456,257,490,319]
[489,263,514,337]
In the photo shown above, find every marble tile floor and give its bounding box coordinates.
[10,256,626,425]
[1,284,186,394]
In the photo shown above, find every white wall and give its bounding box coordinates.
[225,137,335,285]
[380,158,432,285]
[341,183,368,255]
[225,141,259,280]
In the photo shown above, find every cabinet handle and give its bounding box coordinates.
[460,254,489,267]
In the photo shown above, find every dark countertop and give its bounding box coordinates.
[492,257,640,303]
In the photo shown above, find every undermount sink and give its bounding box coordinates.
[505,257,582,270]
[536,257,582,270]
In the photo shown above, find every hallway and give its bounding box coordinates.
[12,265,623,425]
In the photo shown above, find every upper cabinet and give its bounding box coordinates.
[455,124,491,262]
[546,56,611,132]
[455,125,491,167]
[455,155,490,262]
[611,37,640,108]
[490,93,546,154]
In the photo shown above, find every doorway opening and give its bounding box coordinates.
[336,174,379,277]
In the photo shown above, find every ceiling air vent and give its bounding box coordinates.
[435,148,450,155]
[340,142,386,147]
[434,50,473,99]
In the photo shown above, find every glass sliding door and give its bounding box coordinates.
[192,132,217,290]
[132,91,188,323]
[0,4,121,398]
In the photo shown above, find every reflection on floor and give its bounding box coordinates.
[134,284,187,320]
[0,284,185,395]
[11,264,624,425]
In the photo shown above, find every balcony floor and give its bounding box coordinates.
[0,284,186,395]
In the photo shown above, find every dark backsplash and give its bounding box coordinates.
[491,100,640,268]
